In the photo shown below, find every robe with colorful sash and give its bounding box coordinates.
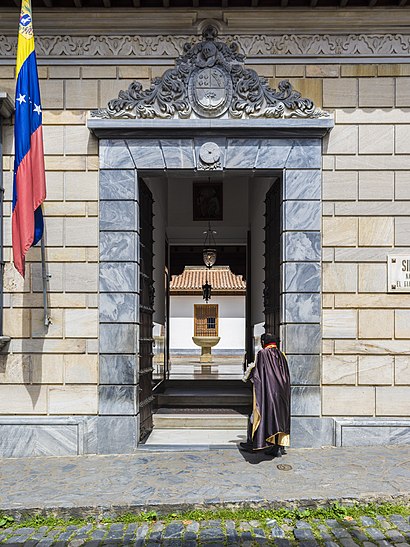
[248,344,291,449]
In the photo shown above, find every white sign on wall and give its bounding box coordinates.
[388,255,410,292]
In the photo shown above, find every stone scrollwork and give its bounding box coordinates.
[1,32,409,59]
[92,25,327,120]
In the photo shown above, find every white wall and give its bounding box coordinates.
[170,295,246,351]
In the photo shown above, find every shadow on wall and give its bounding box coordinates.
[1,234,48,411]
[23,238,48,410]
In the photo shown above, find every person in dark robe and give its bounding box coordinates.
[240,333,291,457]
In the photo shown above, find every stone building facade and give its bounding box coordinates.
[0,6,409,456]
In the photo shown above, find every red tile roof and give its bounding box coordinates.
[170,266,246,294]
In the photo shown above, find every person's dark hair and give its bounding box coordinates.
[261,332,279,348]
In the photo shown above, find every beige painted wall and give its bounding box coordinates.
[1,59,410,417]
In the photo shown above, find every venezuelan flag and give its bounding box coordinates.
[12,0,46,277]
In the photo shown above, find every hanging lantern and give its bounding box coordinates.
[203,248,217,269]
[203,220,217,269]
[202,281,212,303]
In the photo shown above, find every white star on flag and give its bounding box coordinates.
[33,104,42,115]
[16,94,26,104]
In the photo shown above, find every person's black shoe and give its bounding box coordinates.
[239,442,254,453]
[280,446,287,455]
[265,445,282,457]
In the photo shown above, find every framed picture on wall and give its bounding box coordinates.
[193,182,223,221]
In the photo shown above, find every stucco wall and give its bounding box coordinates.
[0,39,409,420]
[170,295,246,352]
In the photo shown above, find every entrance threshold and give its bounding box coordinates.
[143,375,251,449]
[143,427,246,450]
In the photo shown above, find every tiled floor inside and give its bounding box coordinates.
[167,354,244,380]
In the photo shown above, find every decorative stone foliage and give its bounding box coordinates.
[92,26,327,120]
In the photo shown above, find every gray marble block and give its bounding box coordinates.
[285,139,321,169]
[291,386,321,417]
[99,231,138,262]
[100,293,138,323]
[284,170,321,200]
[287,354,320,385]
[338,423,410,447]
[255,138,321,170]
[284,231,321,262]
[283,262,320,293]
[127,139,165,169]
[256,138,292,169]
[0,424,79,457]
[283,200,321,231]
[100,139,134,169]
[284,293,320,323]
[95,416,138,454]
[83,416,98,455]
[161,139,195,169]
[99,262,138,293]
[284,323,321,354]
[100,169,136,201]
[99,200,138,231]
[99,386,137,415]
[99,323,139,354]
[225,138,259,169]
[99,354,138,385]
[291,417,335,448]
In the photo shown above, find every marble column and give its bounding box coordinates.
[98,139,140,454]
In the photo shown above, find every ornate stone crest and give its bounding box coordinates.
[189,66,232,118]
[92,25,328,120]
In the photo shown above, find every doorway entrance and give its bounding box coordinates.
[134,171,284,446]
[95,130,325,450]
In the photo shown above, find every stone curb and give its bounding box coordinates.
[2,494,410,521]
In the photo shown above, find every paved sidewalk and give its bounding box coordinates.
[1,445,409,517]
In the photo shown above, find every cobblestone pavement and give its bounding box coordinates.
[1,446,409,516]
[0,513,410,545]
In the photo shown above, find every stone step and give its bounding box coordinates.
[144,428,246,446]
[156,393,251,407]
[153,409,248,429]
[155,382,252,408]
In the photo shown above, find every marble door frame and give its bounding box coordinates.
[96,121,335,451]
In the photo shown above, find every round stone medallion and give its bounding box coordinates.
[199,142,221,165]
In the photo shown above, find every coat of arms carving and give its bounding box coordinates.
[92,25,327,120]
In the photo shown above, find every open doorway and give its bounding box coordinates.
[169,245,247,380]
[140,171,281,446]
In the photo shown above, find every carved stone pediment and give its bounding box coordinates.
[92,25,328,120]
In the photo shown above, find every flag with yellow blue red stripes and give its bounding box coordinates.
[13,0,46,277]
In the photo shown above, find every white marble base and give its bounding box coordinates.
[145,428,246,446]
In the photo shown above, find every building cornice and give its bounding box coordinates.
[87,117,334,139]
[1,10,409,63]
[0,8,409,34]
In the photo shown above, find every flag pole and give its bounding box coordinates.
[40,236,50,327]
